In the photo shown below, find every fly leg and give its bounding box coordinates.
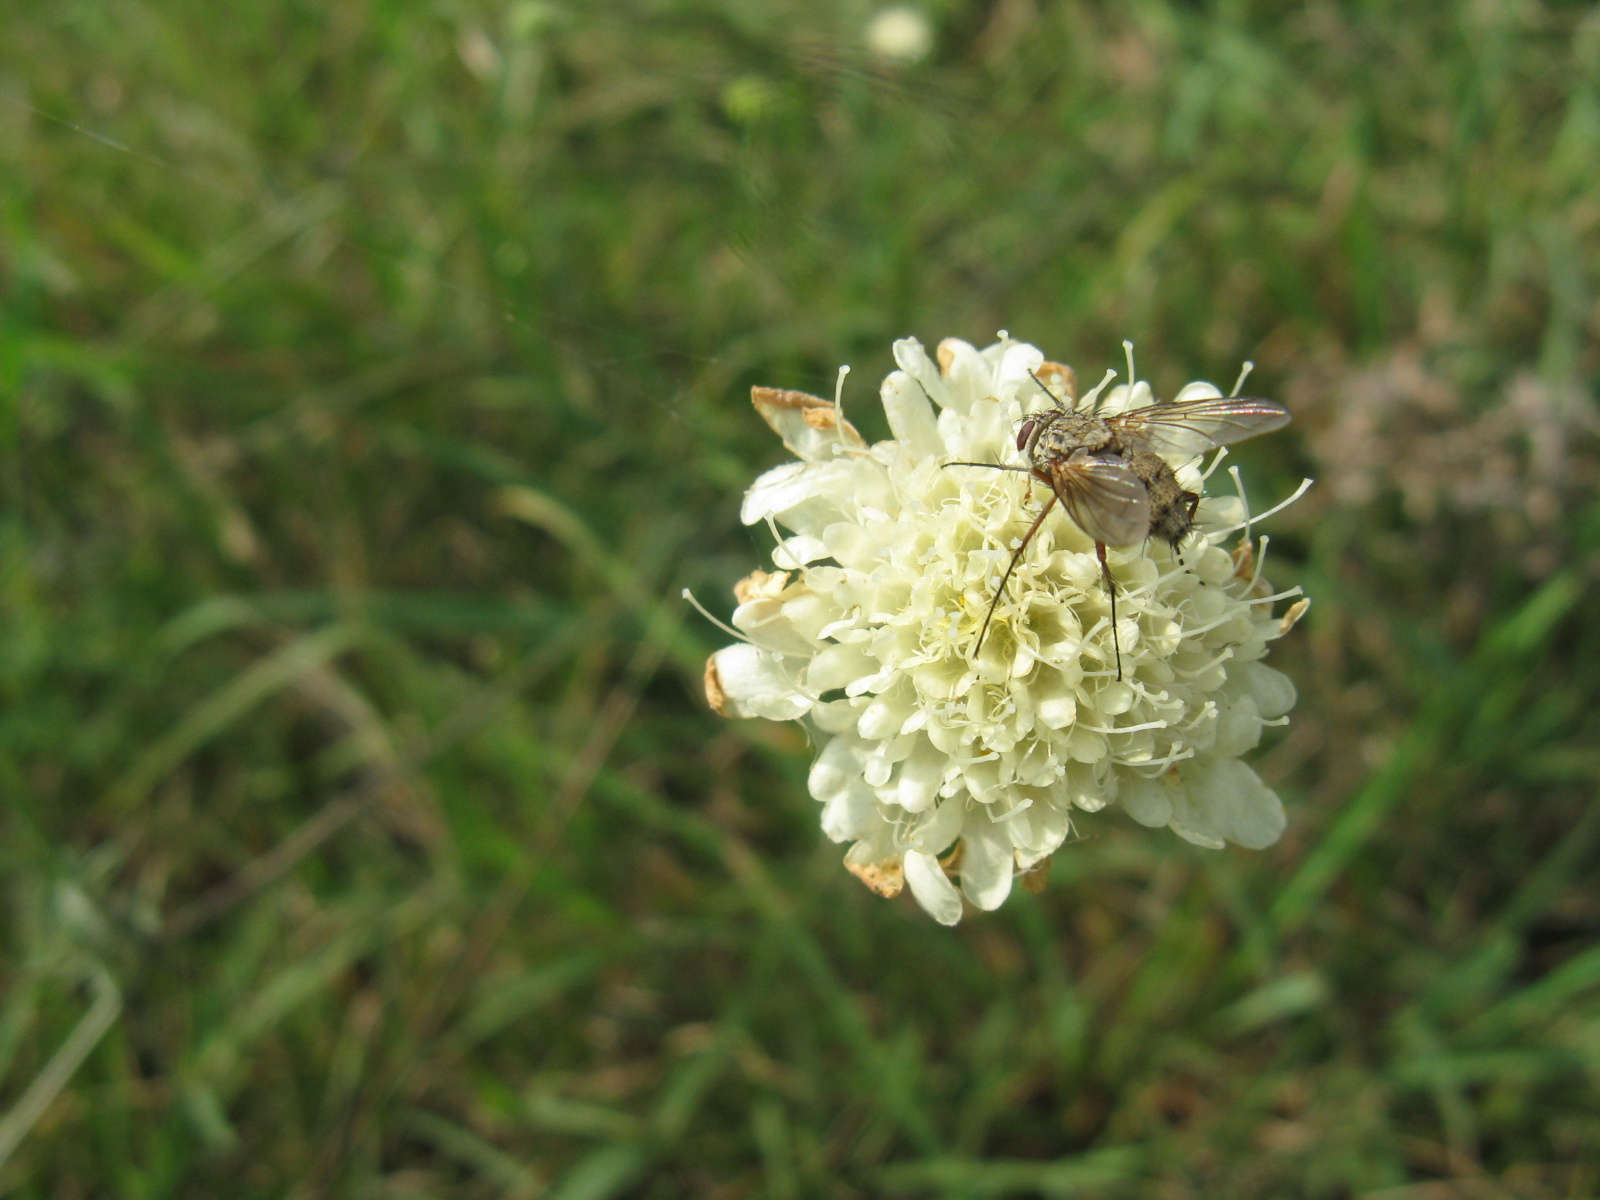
[974,492,1058,654]
[1097,541,1123,682]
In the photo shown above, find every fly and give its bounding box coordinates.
[948,370,1291,678]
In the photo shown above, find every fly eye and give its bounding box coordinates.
[1016,419,1037,451]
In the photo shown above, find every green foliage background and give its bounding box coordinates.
[2,1,1599,1195]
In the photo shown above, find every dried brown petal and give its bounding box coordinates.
[733,568,789,606]
[1018,856,1053,894]
[1278,597,1311,636]
[845,856,905,898]
[704,654,728,715]
[1036,362,1077,401]
[751,385,831,411]
[1231,539,1255,580]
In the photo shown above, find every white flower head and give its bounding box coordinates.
[702,336,1309,925]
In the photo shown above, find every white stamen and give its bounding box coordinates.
[1200,446,1231,481]
[1249,535,1269,591]
[682,587,752,644]
[1081,368,1118,412]
[1208,478,1314,541]
[834,364,851,446]
[1078,719,1171,735]
[1177,587,1304,639]
[764,513,786,555]
[1123,743,1197,775]
[1229,465,1255,547]
[1231,360,1254,397]
[1176,647,1234,678]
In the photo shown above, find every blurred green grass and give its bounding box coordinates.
[2,0,1599,1196]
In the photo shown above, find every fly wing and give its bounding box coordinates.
[1049,455,1150,547]
[1108,397,1290,458]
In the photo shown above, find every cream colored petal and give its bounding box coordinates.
[1238,661,1297,720]
[820,774,878,843]
[810,699,860,734]
[740,461,815,524]
[1212,694,1264,758]
[732,599,817,657]
[806,642,878,693]
[1166,784,1227,850]
[709,644,812,721]
[1173,380,1224,403]
[934,337,988,414]
[904,850,963,925]
[892,336,952,407]
[740,460,850,528]
[772,535,831,568]
[1189,758,1287,849]
[959,818,1014,911]
[995,342,1045,398]
[908,796,964,855]
[1118,773,1174,827]
[879,371,943,458]
[1012,797,1071,866]
[892,736,943,812]
[1195,494,1246,533]
[808,734,866,805]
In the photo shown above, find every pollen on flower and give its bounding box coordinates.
[704,335,1309,925]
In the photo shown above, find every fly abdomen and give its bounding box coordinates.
[1127,449,1199,549]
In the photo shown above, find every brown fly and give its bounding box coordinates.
[947,371,1290,678]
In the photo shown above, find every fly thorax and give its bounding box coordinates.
[1029,412,1111,467]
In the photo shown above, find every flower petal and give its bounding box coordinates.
[995,342,1045,399]
[1188,758,1287,849]
[904,850,963,925]
[1212,694,1263,758]
[880,371,943,458]
[892,336,951,405]
[908,797,965,856]
[708,644,812,722]
[1173,380,1223,403]
[893,736,944,813]
[772,535,831,568]
[808,734,865,805]
[820,774,878,842]
[959,816,1014,911]
[1238,662,1298,720]
[740,461,821,525]
[934,338,988,414]
[1119,773,1174,828]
